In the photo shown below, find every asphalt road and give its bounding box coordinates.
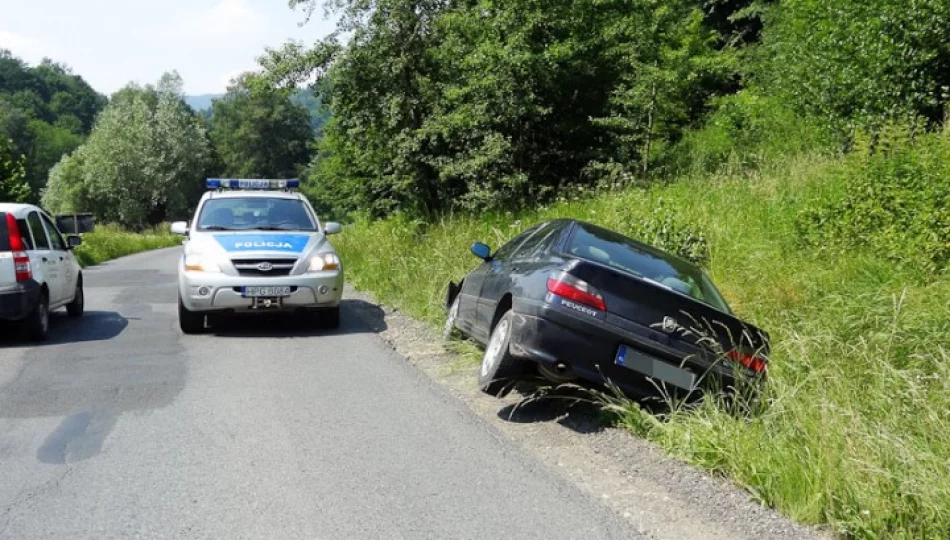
[0,247,643,540]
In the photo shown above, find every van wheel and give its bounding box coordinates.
[478,311,525,397]
[178,296,205,334]
[26,290,50,342]
[66,278,84,317]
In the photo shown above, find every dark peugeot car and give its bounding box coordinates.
[444,220,769,398]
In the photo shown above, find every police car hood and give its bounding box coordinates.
[188,230,333,261]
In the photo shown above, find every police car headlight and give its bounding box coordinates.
[309,252,341,272]
[184,253,221,273]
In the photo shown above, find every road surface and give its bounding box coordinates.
[0,247,643,540]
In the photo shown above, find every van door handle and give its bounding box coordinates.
[41,257,48,262]
[59,257,64,261]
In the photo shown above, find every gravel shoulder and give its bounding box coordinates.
[345,284,833,540]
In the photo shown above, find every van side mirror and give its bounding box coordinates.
[67,235,82,248]
[170,221,189,235]
[471,242,492,261]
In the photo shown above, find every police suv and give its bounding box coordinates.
[171,179,344,334]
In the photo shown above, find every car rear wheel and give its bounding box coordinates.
[442,296,460,341]
[178,296,205,334]
[478,310,524,397]
[66,278,84,317]
[25,290,50,342]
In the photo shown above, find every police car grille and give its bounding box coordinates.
[232,258,298,277]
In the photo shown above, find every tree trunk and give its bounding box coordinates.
[642,75,658,176]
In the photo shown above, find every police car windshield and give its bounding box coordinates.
[196,197,317,232]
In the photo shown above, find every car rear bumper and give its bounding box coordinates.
[508,299,741,397]
[179,269,344,313]
[0,280,41,321]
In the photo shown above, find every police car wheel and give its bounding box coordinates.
[178,296,206,334]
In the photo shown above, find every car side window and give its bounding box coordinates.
[16,219,34,250]
[41,214,66,251]
[491,225,542,261]
[512,222,562,260]
[27,212,50,250]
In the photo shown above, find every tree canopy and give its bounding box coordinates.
[0,50,106,200]
[209,76,315,179]
[43,73,212,227]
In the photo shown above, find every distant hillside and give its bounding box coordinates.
[186,90,329,131]
[184,94,222,112]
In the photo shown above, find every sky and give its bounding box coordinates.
[0,0,336,95]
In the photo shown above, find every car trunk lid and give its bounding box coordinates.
[564,259,769,370]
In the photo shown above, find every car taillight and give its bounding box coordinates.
[6,213,31,282]
[547,271,606,312]
[727,348,768,373]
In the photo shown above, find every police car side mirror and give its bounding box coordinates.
[170,221,189,235]
[324,222,342,235]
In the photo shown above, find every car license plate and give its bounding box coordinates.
[615,345,697,391]
[242,286,292,298]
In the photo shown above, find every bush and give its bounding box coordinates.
[669,90,836,176]
[798,126,950,273]
[73,223,180,267]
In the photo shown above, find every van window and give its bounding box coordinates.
[27,212,50,250]
[41,214,66,251]
[16,219,33,250]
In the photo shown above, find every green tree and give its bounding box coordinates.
[0,136,30,202]
[759,0,950,130]
[265,0,737,215]
[0,51,106,201]
[43,73,212,227]
[209,76,314,178]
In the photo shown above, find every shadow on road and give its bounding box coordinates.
[208,299,388,338]
[496,382,610,435]
[0,310,130,347]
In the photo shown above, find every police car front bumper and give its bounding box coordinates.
[179,270,344,313]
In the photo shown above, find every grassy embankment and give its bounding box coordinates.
[73,224,180,267]
[334,136,950,538]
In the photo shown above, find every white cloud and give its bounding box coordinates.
[0,30,42,58]
[181,0,266,39]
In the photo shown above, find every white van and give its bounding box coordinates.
[0,203,84,341]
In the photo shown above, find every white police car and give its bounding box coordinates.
[170,179,344,334]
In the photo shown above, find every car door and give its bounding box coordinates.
[476,223,556,331]
[26,211,62,305]
[40,212,76,305]
[457,227,539,342]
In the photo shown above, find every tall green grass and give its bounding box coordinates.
[73,223,180,267]
[334,153,950,539]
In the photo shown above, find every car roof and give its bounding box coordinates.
[0,203,41,216]
[202,190,304,201]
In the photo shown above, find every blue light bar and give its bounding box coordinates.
[206,178,300,190]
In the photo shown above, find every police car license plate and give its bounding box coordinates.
[615,345,696,391]
[242,286,291,298]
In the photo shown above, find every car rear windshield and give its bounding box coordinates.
[566,223,731,312]
[196,197,317,232]
[0,213,8,251]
